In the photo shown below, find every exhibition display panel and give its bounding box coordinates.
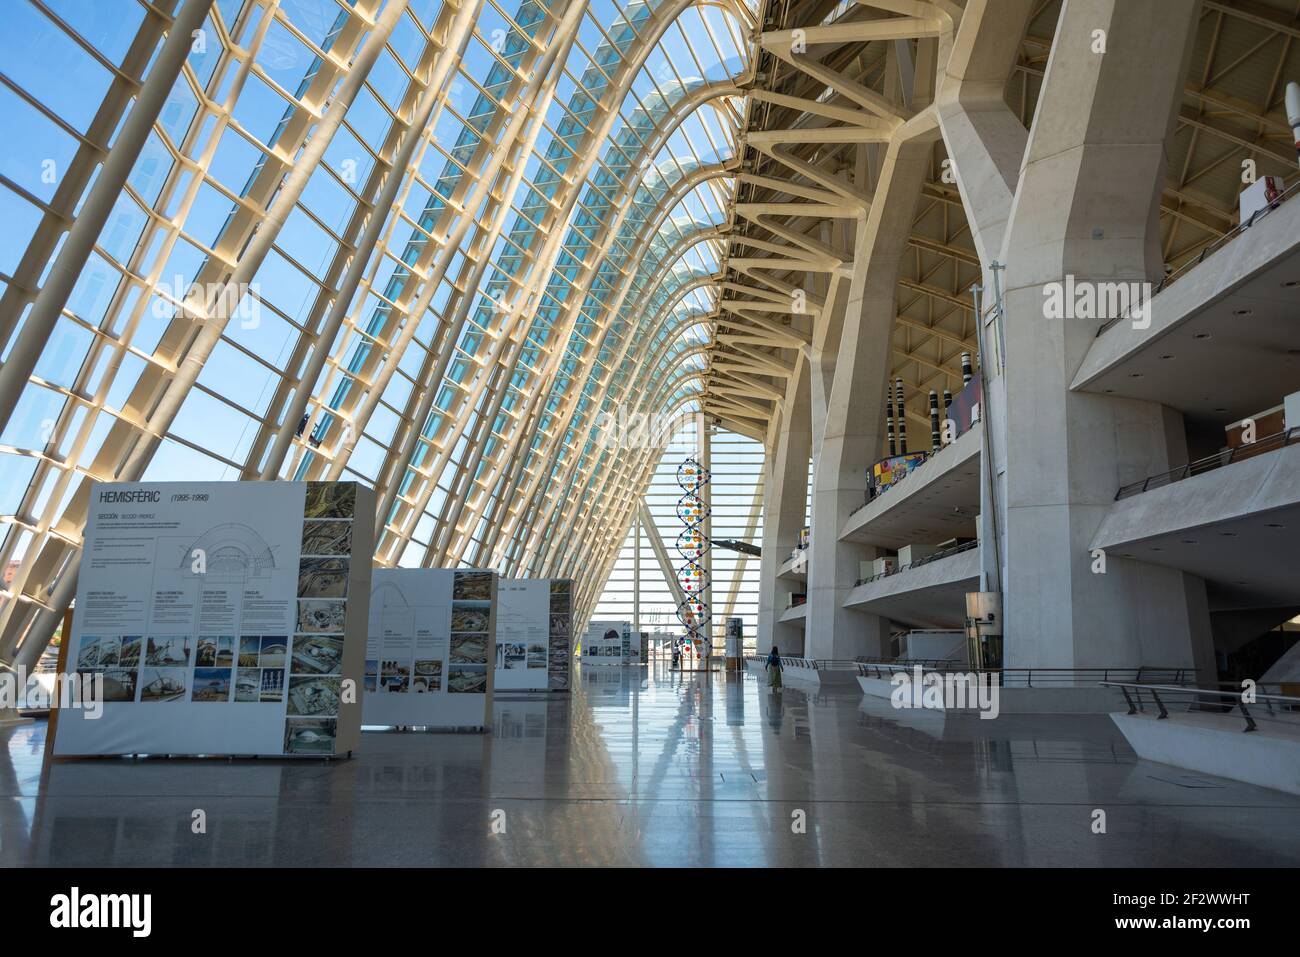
[363,568,497,729]
[54,481,374,757]
[581,620,633,666]
[495,578,573,691]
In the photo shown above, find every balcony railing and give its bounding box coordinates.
[1116,427,1300,499]
[852,539,979,588]
[1096,177,1300,337]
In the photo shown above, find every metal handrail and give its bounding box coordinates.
[857,662,1191,687]
[852,539,979,587]
[856,656,963,668]
[746,656,813,669]
[1096,177,1300,337]
[747,656,882,672]
[1116,427,1300,499]
[1100,681,1300,733]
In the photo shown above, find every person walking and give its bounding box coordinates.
[765,645,783,689]
[671,639,680,670]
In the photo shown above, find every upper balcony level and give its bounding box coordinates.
[1092,433,1300,613]
[843,540,979,630]
[839,421,982,549]
[1073,180,1300,425]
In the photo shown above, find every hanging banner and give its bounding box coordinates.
[495,578,572,691]
[580,620,632,666]
[54,481,373,757]
[363,568,496,728]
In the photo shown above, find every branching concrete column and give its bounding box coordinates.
[805,115,941,660]
[757,356,811,656]
[935,0,1033,594]
[996,0,1215,679]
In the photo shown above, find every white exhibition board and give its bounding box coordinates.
[363,568,496,728]
[581,620,632,666]
[55,481,373,757]
[495,578,572,691]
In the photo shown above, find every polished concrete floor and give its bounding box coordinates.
[3,663,1300,866]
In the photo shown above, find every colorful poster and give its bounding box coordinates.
[363,568,496,729]
[54,481,373,757]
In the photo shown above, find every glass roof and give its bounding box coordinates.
[0,0,756,648]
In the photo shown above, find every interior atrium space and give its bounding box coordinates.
[0,0,1299,914]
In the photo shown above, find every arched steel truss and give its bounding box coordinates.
[0,0,758,663]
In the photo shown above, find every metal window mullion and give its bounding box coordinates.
[319,14,562,483]
[2,0,401,667]
[252,0,481,480]
[371,0,595,559]
[0,0,223,659]
[117,0,404,481]
[489,162,730,563]
[0,0,210,400]
[523,296,714,569]
[533,304,709,570]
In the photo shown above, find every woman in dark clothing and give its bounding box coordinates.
[765,646,783,688]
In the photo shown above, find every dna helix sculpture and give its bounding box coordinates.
[674,454,711,649]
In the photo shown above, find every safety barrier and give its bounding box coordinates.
[1101,681,1300,732]
[858,661,1192,688]
[1116,427,1300,499]
[852,539,979,587]
[1096,178,1300,336]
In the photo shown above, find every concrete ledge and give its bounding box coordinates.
[845,546,980,606]
[857,675,1132,713]
[814,669,861,689]
[1075,192,1300,390]
[1093,442,1300,549]
[1112,710,1300,797]
[778,664,820,686]
[1090,442,1300,609]
[778,603,807,624]
[843,546,979,629]
[777,554,807,580]
[747,658,859,689]
[839,423,982,549]
[858,675,896,699]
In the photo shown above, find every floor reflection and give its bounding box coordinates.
[3,665,1299,866]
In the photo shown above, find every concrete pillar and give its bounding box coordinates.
[936,0,1035,595]
[758,358,811,656]
[632,512,641,634]
[804,120,940,661]
[993,0,1214,676]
